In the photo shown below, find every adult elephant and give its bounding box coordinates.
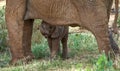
[5,0,119,64]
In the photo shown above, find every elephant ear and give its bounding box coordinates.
[39,24,44,35]
[51,26,64,38]
[40,21,50,36]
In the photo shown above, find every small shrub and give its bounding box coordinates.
[95,53,115,71]
[0,6,7,52]
[68,33,97,52]
[32,19,43,44]
[32,39,49,59]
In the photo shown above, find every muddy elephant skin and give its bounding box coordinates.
[40,21,68,59]
[5,0,119,64]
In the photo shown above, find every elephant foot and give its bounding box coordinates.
[62,56,69,60]
[49,54,57,61]
[9,57,25,65]
[10,58,19,65]
[10,54,34,65]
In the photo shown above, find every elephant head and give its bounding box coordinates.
[40,21,65,38]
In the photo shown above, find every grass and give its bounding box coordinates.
[0,32,120,71]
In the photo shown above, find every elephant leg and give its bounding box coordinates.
[92,24,120,66]
[5,0,34,64]
[91,23,112,56]
[94,28,119,57]
[61,37,68,59]
[50,39,60,59]
[23,20,34,61]
[7,21,25,64]
[6,19,34,64]
[47,38,52,55]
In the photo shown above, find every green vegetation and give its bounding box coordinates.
[32,39,49,59]
[32,19,43,44]
[0,33,120,71]
[0,6,7,52]
[117,17,120,27]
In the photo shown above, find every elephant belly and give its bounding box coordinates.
[24,0,80,25]
[24,0,111,27]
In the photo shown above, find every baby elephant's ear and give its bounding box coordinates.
[39,21,49,35]
[39,24,44,34]
[51,26,64,38]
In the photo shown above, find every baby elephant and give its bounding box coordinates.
[39,21,69,59]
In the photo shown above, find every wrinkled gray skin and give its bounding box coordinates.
[5,0,119,64]
[40,21,68,59]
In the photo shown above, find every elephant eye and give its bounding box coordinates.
[50,26,52,29]
[43,25,47,29]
